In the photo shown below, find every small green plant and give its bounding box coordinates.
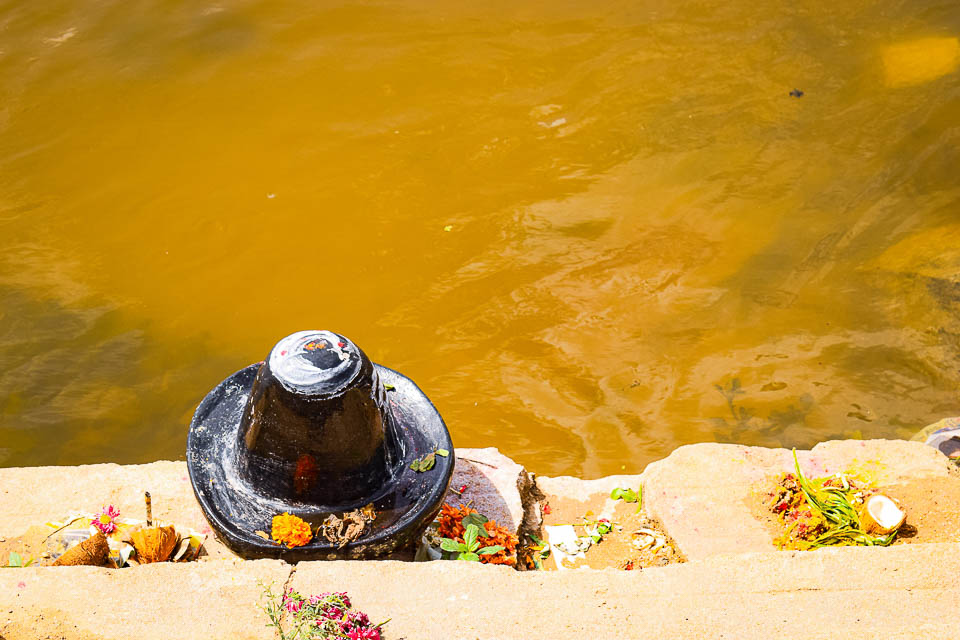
[4,551,34,568]
[439,523,504,561]
[611,486,642,513]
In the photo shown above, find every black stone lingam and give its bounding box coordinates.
[186,330,454,560]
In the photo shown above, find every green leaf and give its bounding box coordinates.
[463,512,488,525]
[420,452,436,471]
[8,552,22,567]
[384,384,396,391]
[409,460,421,472]
[459,552,479,562]
[478,545,504,555]
[439,538,462,552]
[611,487,637,503]
[435,448,449,457]
[464,523,479,549]
[462,513,490,536]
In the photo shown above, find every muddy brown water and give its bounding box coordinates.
[1,1,959,478]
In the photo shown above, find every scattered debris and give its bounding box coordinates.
[525,533,551,570]
[538,493,684,571]
[547,517,613,560]
[319,503,377,549]
[766,450,906,550]
[42,495,206,567]
[789,88,804,98]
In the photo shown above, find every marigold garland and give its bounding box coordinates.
[271,512,313,548]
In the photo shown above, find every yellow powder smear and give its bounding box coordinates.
[883,37,960,87]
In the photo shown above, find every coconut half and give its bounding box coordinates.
[861,494,906,535]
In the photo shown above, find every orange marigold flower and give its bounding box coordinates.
[272,512,313,548]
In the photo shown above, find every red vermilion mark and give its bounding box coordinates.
[293,454,319,495]
[280,350,287,356]
[337,341,346,348]
[543,504,552,515]
[17,581,25,589]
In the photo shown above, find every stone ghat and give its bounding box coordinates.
[1,441,959,639]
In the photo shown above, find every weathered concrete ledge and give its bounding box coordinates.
[2,441,959,639]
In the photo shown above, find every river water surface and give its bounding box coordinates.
[2,0,960,477]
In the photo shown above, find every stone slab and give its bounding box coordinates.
[641,439,960,561]
[0,559,290,640]
[0,543,956,639]
[289,542,959,640]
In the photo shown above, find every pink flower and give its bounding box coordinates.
[347,611,369,628]
[347,627,381,640]
[320,606,343,620]
[285,599,303,613]
[92,505,120,534]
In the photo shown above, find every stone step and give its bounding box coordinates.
[2,543,957,639]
